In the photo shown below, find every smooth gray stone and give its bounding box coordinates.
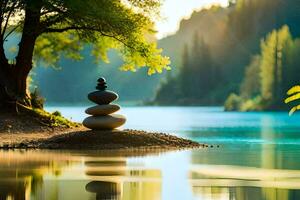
[83,114,126,130]
[88,90,118,105]
[85,104,120,116]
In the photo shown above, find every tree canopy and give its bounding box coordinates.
[0,0,170,110]
[1,0,170,74]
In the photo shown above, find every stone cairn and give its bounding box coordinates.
[83,77,126,130]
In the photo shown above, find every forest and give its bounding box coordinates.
[6,0,300,110]
[154,0,300,110]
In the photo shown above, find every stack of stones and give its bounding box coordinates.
[83,77,126,130]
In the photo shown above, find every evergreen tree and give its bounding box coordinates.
[180,44,190,97]
[225,25,298,111]
[240,55,261,99]
[260,26,292,108]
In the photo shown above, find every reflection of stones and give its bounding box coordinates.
[85,181,120,200]
[85,160,126,167]
[85,104,120,116]
[84,159,127,177]
[83,77,126,130]
[85,170,125,176]
[83,115,126,130]
[0,181,27,200]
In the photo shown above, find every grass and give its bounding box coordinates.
[32,108,80,128]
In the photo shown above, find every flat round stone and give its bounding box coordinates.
[85,104,120,116]
[83,114,126,130]
[88,90,118,105]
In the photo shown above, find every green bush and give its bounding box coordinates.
[240,96,263,111]
[52,111,62,117]
[30,88,45,109]
[224,93,242,111]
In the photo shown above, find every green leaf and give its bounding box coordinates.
[287,85,300,95]
[289,105,300,116]
[285,93,300,104]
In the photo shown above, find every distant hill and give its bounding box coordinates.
[5,35,165,105]
[158,6,230,73]
[31,5,231,105]
[153,0,300,106]
[7,0,300,106]
[29,6,230,105]
[33,51,164,104]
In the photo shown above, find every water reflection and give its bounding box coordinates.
[1,146,300,200]
[188,115,300,200]
[3,108,300,199]
[0,150,77,200]
[191,187,300,200]
[86,181,120,200]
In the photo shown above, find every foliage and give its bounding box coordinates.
[34,32,84,67]
[30,88,45,109]
[239,55,261,99]
[154,33,218,105]
[52,110,62,117]
[153,76,182,105]
[153,0,300,107]
[224,93,242,111]
[239,96,263,111]
[260,26,292,103]
[225,25,300,111]
[285,85,300,115]
[0,0,170,84]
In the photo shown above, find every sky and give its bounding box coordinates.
[156,0,229,39]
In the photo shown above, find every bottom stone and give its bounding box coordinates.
[83,114,126,130]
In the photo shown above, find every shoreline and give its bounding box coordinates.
[0,111,208,151]
[0,128,206,150]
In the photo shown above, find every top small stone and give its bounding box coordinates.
[96,77,107,91]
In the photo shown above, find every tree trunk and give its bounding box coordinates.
[0,61,31,112]
[0,1,42,112]
[0,62,16,111]
[0,39,15,111]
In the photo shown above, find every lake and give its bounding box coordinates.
[2,106,300,200]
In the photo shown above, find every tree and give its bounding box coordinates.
[0,0,170,111]
[260,25,292,108]
[225,25,299,111]
[180,44,190,96]
[239,55,261,99]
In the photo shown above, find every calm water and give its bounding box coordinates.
[2,106,300,200]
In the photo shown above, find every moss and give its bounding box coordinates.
[52,111,62,117]
[32,108,80,128]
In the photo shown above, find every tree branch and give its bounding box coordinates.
[39,14,66,31]
[3,24,20,41]
[42,26,136,50]
[1,1,17,42]
[0,0,9,38]
[44,26,89,33]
